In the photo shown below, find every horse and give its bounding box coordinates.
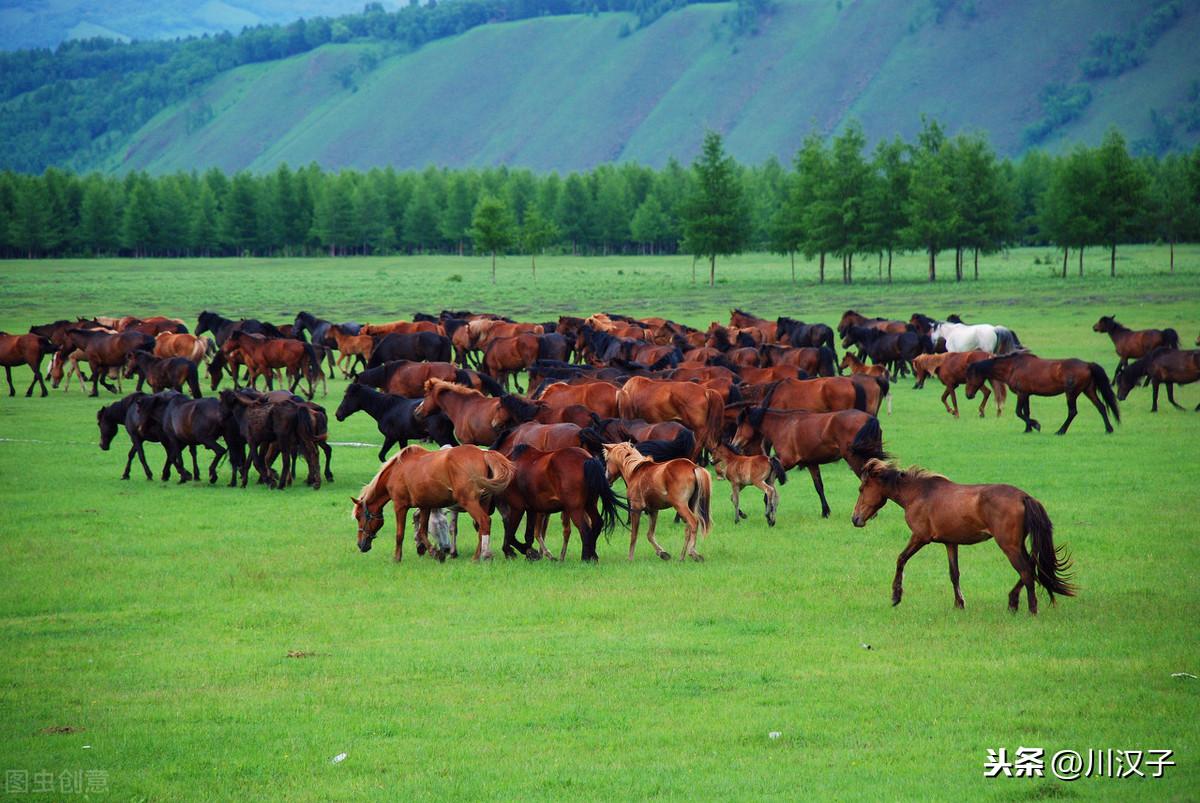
[728,309,778,341]
[615,376,724,461]
[123,350,202,398]
[133,392,235,484]
[839,353,893,415]
[1115,348,1200,411]
[366,332,452,368]
[97,392,169,480]
[965,353,1119,435]
[711,442,787,526]
[851,459,1075,614]
[928,320,1022,355]
[224,331,320,399]
[731,407,887,518]
[196,311,285,347]
[911,353,946,390]
[361,319,441,338]
[837,310,908,338]
[602,442,712,562]
[1093,316,1179,376]
[632,429,700,463]
[482,334,541,392]
[0,332,57,397]
[351,445,514,562]
[29,318,104,348]
[222,388,334,486]
[498,445,626,561]
[328,325,375,377]
[154,332,211,363]
[415,378,538,446]
[491,422,606,457]
[755,377,871,416]
[928,350,1006,418]
[776,317,836,354]
[219,390,319,490]
[841,327,929,377]
[294,311,361,376]
[354,361,504,397]
[61,328,156,396]
[335,383,453,461]
[51,347,122,394]
[760,345,837,377]
[537,380,621,419]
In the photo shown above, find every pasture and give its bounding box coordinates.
[1,247,1198,800]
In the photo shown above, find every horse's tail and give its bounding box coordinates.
[1162,328,1179,350]
[822,327,836,360]
[1024,496,1076,601]
[872,375,890,413]
[578,426,606,457]
[302,343,320,382]
[204,337,217,358]
[476,451,515,502]
[186,361,202,399]
[818,347,836,377]
[465,369,505,397]
[584,455,627,538]
[703,389,724,452]
[688,465,713,538]
[852,379,868,412]
[847,416,888,473]
[768,455,788,486]
[1089,362,1121,424]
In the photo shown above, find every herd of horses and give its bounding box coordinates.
[3,305,1197,613]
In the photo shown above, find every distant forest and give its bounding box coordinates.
[3,121,1196,281]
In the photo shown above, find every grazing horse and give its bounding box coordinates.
[61,328,156,396]
[51,347,122,394]
[415,378,538,446]
[711,443,786,526]
[498,445,626,561]
[1115,348,1200,411]
[965,353,1119,435]
[482,334,541,392]
[928,320,1022,355]
[97,392,168,480]
[1093,316,1179,376]
[616,376,725,461]
[154,332,211,363]
[328,325,375,377]
[928,350,1006,418]
[335,383,453,461]
[134,392,234,484]
[123,350,202,398]
[224,331,320,399]
[351,445,514,562]
[602,442,712,562]
[0,333,56,397]
[851,459,1075,614]
[731,408,887,518]
[537,380,621,418]
[354,360,504,397]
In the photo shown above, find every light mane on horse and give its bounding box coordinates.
[861,458,948,485]
[604,442,654,475]
[353,453,403,518]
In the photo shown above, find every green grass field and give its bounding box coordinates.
[1,247,1198,800]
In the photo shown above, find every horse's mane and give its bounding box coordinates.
[355,454,400,514]
[861,458,947,487]
[605,442,654,474]
[425,377,484,398]
[499,393,541,422]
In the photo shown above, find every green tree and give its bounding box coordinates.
[470,194,515,284]
[902,120,956,281]
[9,176,52,259]
[593,168,631,255]
[1092,129,1147,276]
[682,131,751,287]
[1148,153,1198,273]
[630,194,671,255]
[521,207,558,280]
[222,172,260,255]
[313,173,356,256]
[950,133,1013,280]
[79,177,120,256]
[402,181,442,253]
[825,121,874,284]
[1043,147,1101,277]
[865,136,910,283]
[189,181,220,256]
[555,173,593,255]
[441,172,478,255]
[353,177,391,254]
[120,180,156,258]
[788,134,832,283]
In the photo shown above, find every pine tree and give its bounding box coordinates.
[521,207,558,279]
[120,181,156,258]
[682,131,751,287]
[79,178,119,256]
[222,172,259,255]
[440,172,478,256]
[470,195,514,284]
[189,182,220,256]
[630,194,671,255]
[9,177,52,259]
[1093,129,1147,277]
[902,121,956,282]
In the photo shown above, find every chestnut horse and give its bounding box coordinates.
[154,332,211,363]
[756,377,872,415]
[123,350,202,398]
[837,310,909,338]
[760,345,837,377]
[491,422,605,456]
[728,309,778,342]
[353,361,504,397]
[731,407,887,518]
[615,376,724,460]
[965,353,1118,435]
[224,331,321,399]
[928,350,1006,418]
[360,319,440,338]
[536,380,620,418]
[328,325,375,377]
[839,353,892,415]
[51,347,122,394]
[482,334,541,392]
[0,333,56,396]
[851,459,1075,614]
[1115,347,1200,411]
[351,445,514,562]
[61,328,156,396]
[711,443,787,526]
[1093,316,1179,376]
[416,378,538,445]
[911,353,947,389]
[602,442,712,562]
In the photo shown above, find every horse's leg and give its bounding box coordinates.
[644,509,671,561]
[806,464,831,518]
[500,506,523,559]
[204,439,226,484]
[945,544,965,609]
[755,479,778,527]
[393,505,409,562]
[891,532,929,606]
[1000,541,1038,615]
[977,385,990,418]
[1055,391,1079,435]
[461,499,493,561]
[939,386,953,415]
[121,444,137,480]
[1082,387,1114,433]
[377,436,395,463]
[730,483,743,524]
[1166,382,1185,410]
[1150,380,1160,412]
[627,509,642,561]
[532,513,554,560]
[675,505,702,562]
[320,439,333,481]
[948,386,960,418]
[4,365,13,396]
[415,509,439,560]
[88,360,101,397]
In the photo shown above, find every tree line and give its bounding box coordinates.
[2,121,1198,283]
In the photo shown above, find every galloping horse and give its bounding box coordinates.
[851,459,1075,614]
[711,443,787,526]
[0,333,56,396]
[965,353,1118,435]
[1092,316,1179,376]
[615,376,725,460]
[351,445,514,562]
[603,442,712,562]
[1115,347,1200,411]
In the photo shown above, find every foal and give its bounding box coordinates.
[710,442,786,526]
[603,442,712,562]
[851,459,1074,614]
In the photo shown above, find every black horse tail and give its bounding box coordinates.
[847,416,888,472]
[818,346,836,377]
[584,455,628,540]
[822,328,836,361]
[464,369,505,397]
[635,430,695,462]
[873,374,890,404]
[1162,328,1179,350]
[1024,496,1076,601]
[186,361,202,399]
[489,427,516,454]
[302,343,320,382]
[852,380,867,412]
[577,426,606,456]
[768,455,788,486]
[1089,363,1120,424]
[529,378,554,400]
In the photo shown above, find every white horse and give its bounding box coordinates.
[930,321,1022,354]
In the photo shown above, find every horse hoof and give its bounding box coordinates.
[691,554,705,562]
[416,543,427,556]
[434,550,446,563]
[450,551,458,559]
[657,551,670,561]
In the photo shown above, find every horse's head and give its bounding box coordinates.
[97,405,118,450]
[729,406,763,452]
[852,459,894,527]
[601,443,634,483]
[1092,315,1116,333]
[335,383,363,422]
[963,361,991,399]
[351,496,384,552]
[415,379,445,419]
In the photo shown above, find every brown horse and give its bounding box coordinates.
[1093,316,1179,376]
[928,350,1006,418]
[1115,348,1200,411]
[61,328,156,396]
[498,445,626,561]
[224,331,321,399]
[756,377,871,415]
[351,445,514,561]
[760,345,837,377]
[51,347,122,394]
[361,319,440,338]
[0,333,57,397]
[911,353,947,389]
[154,332,211,363]
[839,353,892,415]
[328,325,375,377]
[851,459,1075,614]
[353,360,504,397]
[482,334,541,392]
[121,317,188,337]
[728,309,778,342]
[736,364,809,385]
[732,407,886,518]
[492,422,605,456]
[416,378,538,445]
[837,310,909,337]
[616,376,724,460]
[537,380,620,418]
[603,442,712,562]
[965,353,1119,434]
[123,350,202,398]
[711,443,786,526]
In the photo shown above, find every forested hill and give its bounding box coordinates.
[4,0,1200,175]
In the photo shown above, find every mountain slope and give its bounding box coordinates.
[100,0,1200,174]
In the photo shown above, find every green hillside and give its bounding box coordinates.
[68,0,1200,172]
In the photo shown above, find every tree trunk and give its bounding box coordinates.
[691,255,697,285]
[973,248,979,280]
[531,253,536,281]
[819,252,825,284]
[878,252,882,279]
[1079,247,1084,277]
[848,252,853,284]
[709,254,716,287]
[1170,240,1174,273]
[790,250,795,284]
[1062,246,1068,278]
[491,250,497,284]
[887,248,893,284]
[928,247,936,282]
[841,253,846,284]
[956,247,963,282]
[1110,243,1116,277]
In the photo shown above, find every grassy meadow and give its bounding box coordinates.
[1,246,1198,800]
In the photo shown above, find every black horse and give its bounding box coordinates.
[842,326,930,378]
[134,391,238,484]
[196,311,286,347]
[777,317,837,355]
[366,331,452,368]
[97,392,170,480]
[335,383,456,461]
